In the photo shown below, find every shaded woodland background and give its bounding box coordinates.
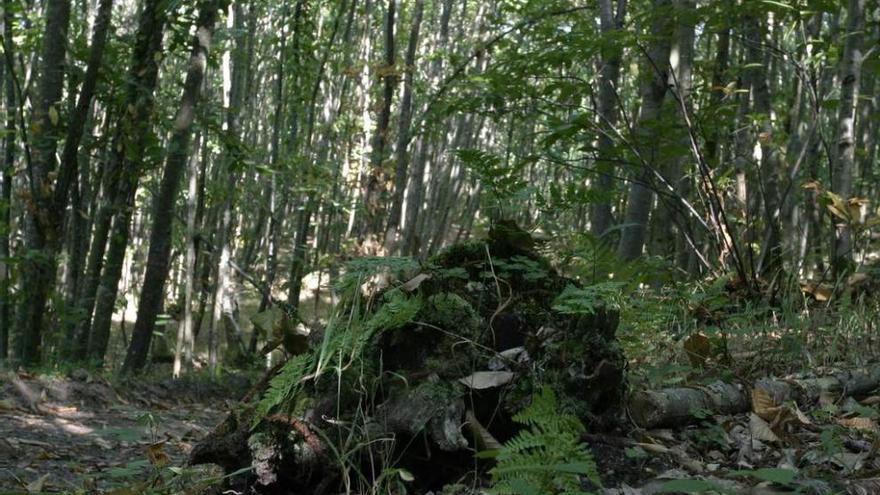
[0,0,878,375]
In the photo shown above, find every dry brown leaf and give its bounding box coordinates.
[847,477,880,495]
[749,413,780,443]
[791,402,812,426]
[636,442,671,455]
[751,387,781,421]
[847,273,870,288]
[860,396,880,405]
[465,410,502,451]
[683,333,712,368]
[838,417,879,432]
[400,273,431,292]
[802,180,823,191]
[25,474,49,493]
[147,441,169,467]
[801,281,832,301]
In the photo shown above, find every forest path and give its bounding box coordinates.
[0,371,244,492]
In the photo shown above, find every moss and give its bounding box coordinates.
[430,240,488,269]
[419,293,483,337]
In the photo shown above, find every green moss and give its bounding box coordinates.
[430,240,488,268]
[420,293,483,336]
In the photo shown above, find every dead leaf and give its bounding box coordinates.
[749,413,780,443]
[801,281,833,301]
[464,410,502,451]
[400,273,431,292]
[458,371,514,390]
[48,106,59,126]
[847,273,870,288]
[838,417,878,432]
[802,180,823,191]
[683,333,711,368]
[147,441,170,467]
[847,477,880,495]
[636,442,670,455]
[752,388,780,421]
[25,473,49,493]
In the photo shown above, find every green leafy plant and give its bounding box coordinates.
[552,282,625,315]
[481,386,600,495]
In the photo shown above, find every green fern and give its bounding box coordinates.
[253,353,313,426]
[254,286,422,427]
[486,386,600,495]
[335,256,419,296]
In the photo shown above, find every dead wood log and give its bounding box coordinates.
[630,364,880,429]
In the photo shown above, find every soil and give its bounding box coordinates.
[0,370,247,492]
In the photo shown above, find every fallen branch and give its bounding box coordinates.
[630,364,880,428]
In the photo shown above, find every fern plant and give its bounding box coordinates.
[254,264,423,426]
[483,386,600,495]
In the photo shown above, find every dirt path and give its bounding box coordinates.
[0,372,241,493]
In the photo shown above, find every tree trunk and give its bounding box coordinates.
[58,0,113,357]
[0,0,15,362]
[14,0,71,365]
[384,0,424,253]
[589,0,626,240]
[745,15,782,277]
[173,133,202,378]
[616,0,673,262]
[830,0,865,276]
[123,0,224,374]
[363,0,396,242]
[85,0,167,365]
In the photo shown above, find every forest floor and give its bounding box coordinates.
[0,370,248,493]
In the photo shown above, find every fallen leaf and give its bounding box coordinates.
[750,413,780,443]
[400,273,431,292]
[25,473,49,493]
[838,417,878,432]
[683,333,711,368]
[635,442,670,455]
[458,371,514,390]
[752,388,780,421]
[800,281,832,301]
[147,441,170,467]
[847,273,870,288]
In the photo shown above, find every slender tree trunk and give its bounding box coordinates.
[589,0,626,240]
[123,0,224,374]
[85,0,167,365]
[14,0,71,365]
[616,0,673,261]
[58,0,113,356]
[0,0,15,361]
[363,0,396,242]
[403,0,452,256]
[830,0,865,275]
[745,15,782,277]
[384,0,424,252]
[173,133,202,377]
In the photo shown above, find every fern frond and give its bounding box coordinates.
[253,353,313,427]
[487,386,600,495]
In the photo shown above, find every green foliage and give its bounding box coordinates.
[457,148,529,217]
[254,269,424,426]
[334,256,420,296]
[364,289,423,333]
[485,386,600,495]
[552,282,625,315]
[493,256,549,281]
[253,353,313,426]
